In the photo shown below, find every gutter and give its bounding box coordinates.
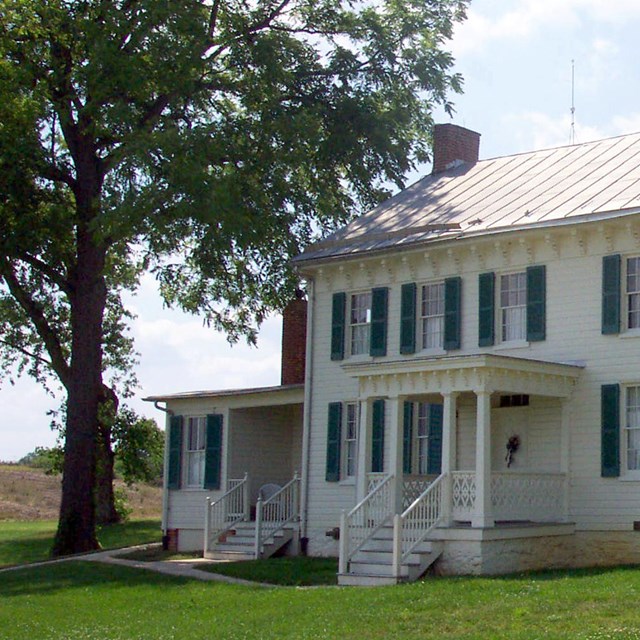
[148,400,173,537]
[300,276,315,544]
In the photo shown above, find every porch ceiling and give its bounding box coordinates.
[341,353,584,399]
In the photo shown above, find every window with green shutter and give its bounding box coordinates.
[370,287,388,357]
[400,283,417,354]
[601,384,620,478]
[371,399,385,473]
[331,292,346,360]
[444,277,462,350]
[168,415,183,489]
[403,401,413,474]
[526,265,546,342]
[602,254,621,335]
[204,414,223,490]
[326,402,342,482]
[478,272,495,347]
[427,404,443,475]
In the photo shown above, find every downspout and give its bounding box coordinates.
[153,401,174,539]
[300,276,315,543]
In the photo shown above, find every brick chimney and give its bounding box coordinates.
[432,123,481,174]
[281,290,307,385]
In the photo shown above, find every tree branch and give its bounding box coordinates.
[0,259,71,388]
[0,337,54,373]
[15,252,72,296]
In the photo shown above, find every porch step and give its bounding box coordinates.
[337,572,403,587]
[204,523,297,560]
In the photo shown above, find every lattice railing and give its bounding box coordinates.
[402,475,435,510]
[393,474,444,576]
[204,472,249,554]
[339,474,394,574]
[254,472,300,558]
[451,471,566,522]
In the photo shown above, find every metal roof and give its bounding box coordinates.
[296,131,640,264]
[143,383,304,403]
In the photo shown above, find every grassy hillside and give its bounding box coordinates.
[0,464,162,521]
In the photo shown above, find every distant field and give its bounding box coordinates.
[0,463,162,520]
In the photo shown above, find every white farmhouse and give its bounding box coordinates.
[147,125,640,585]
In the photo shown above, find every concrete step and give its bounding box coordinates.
[338,573,404,587]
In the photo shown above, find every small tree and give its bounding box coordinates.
[0,0,468,555]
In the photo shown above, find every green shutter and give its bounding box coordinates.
[444,277,462,350]
[371,399,385,473]
[204,414,223,490]
[326,402,342,482]
[602,254,621,335]
[370,287,388,357]
[526,265,546,342]
[478,272,495,347]
[331,292,346,361]
[601,384,620,478]
[427,404,443,475]
[400,283,417,355]
[167,415,183,489]
[403,401,413,474]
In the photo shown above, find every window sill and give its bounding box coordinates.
[339,478,356,486]
[621,329,640,339]
[619,474,640,481]
[419,347,447,357]
[494,340,530,351]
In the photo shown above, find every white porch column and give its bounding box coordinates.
[356,399,370,502]
[387,395,405,514]
[473,389,494,528]
[441,391,458,526]
[560,400,572,522]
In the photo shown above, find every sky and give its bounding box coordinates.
[3,0,640,460]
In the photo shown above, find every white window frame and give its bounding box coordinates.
[349,292,372,356]
[626,257,640,331]
[420,282,445,351]
[500,272,527,343]
[185,416,206,488]
[342,402,359,480]
[625,385,640,474]
[416,402,431,475]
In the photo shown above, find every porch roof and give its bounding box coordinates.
[341,353,584,399]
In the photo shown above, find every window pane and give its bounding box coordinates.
[627,386,640,470]
[501,273,526,341]
[350,293,371,355]
[420,283,444,349]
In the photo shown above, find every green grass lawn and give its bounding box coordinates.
[3,561,640,639]
[0,519,161,567]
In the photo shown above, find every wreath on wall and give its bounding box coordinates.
[505,435,521,468]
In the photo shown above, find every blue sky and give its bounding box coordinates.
[3,0,640,460]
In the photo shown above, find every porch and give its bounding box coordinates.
[338,354,583,584]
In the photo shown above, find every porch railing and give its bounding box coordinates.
[452,471,566,522]
[254,472,300,559]
[204,472,250,554]
[339,473,394,574]
[392,473,444,577]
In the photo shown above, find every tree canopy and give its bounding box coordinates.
[0,0,468,554]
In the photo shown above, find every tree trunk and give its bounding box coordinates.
[52,157,107,556]
[95,386,120,525]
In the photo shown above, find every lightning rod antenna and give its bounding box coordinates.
[570,59,576,145]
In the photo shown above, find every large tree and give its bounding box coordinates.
[0,0,468,555]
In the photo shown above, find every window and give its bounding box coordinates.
[421,283,445,349]
[626,386,640,471]
[343,403,359,478]
[416,403,431,475]
[627,258,640,330]
[403,402,443,476]
[350,292,372,355]
[499,394,530,408]
[500,272,526,341]
[186,416,206,486]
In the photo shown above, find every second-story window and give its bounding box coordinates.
[500,272,527,341]
[421,283,445,349]
[627,257,640,330]
[350,292,372,355]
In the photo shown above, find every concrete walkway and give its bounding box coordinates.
[0,544,270,587]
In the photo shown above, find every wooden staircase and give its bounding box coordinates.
[338,523,443,586]
[204,521,296,561]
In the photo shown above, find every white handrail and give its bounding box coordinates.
[254,472,300,559]
[392,474,444,578]
[204,472,249,554]
[339,473,394,574]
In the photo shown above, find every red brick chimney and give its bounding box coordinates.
[281,290,307,385]
[432,124,481,174]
